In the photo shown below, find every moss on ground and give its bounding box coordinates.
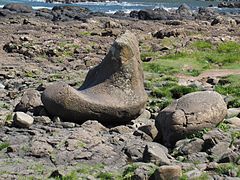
[142,40,240,76]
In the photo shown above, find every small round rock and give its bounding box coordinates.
[13,112,34,128]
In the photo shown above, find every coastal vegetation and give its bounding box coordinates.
[142,40,240,76]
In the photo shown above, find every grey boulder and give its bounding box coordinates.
[42,31,148,124]
[156,91,227,147]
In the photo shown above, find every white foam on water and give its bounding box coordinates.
[32,6,52,9]
[0,5,4,8]
[105,9,117,14]
[73,1,149,7]
[153,5,178,11]
[105,8,139,14]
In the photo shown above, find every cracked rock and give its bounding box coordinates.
[156,91,227,147]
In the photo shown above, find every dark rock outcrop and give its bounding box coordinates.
[42,31,148,123]
[130,5,195,21]
[3,3,33,13]
[218,2,240,8]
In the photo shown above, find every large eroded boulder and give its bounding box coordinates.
[156,91,227,147]
[42,31,148,124]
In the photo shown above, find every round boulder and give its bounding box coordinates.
[156,91,227,147]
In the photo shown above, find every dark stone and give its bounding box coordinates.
[138,8,170,20]
[153,29,181,39]
[52,5,89,13]
[3,3,33,13]
[129,10,139,19]
[218,2,240,8]
[35,11,54,20]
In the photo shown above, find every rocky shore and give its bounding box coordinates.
[0,3,240,179]
[218,2,240,8]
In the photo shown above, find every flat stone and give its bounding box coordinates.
[187,152,209,164]
[143,142,170,165]
[180,138,204,155]
[152,165,182,180]
[225,117,240,127]
[61,122,76,128]
[210,142,231,161]
[30,141,54,157]
[226,108,240,118]
[34,116,51,124]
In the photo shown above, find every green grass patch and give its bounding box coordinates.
[122,164,139,179]
[30,163,45,175]
[97,172,121,180]
[216,163,240,177]
[191,40,212,50]
[143,52,206,77]
[145,74,199,111]
[0,142,10,151]
[187,128,210,139]
[230,131,240,147]
[217,41,240,53]
[142,41,240,77]
[54,171,78,180]
[214,75,240,108]
[0,101,10,109]
[217,121,231,132]
[79,31,91,36]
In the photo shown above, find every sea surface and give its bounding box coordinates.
[0,0,239,14]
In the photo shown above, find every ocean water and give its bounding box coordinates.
[0,0,239,14]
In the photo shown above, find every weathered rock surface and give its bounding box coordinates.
[151,165,182,180]
[42,31,148,123]
[13,112,34,128]
[156,91,227,147]
[15,89,43,114]
[227,108,240,118]
[143,142,170,165]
